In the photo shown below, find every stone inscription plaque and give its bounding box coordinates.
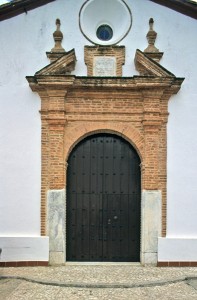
[93,56,116,76]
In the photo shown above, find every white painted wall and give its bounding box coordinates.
[0,237,49,261]
[158,238,197,261]
[0,0,197,260]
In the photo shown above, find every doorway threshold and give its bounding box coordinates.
[65,262,141,266]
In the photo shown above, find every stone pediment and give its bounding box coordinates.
[135,49,175,77]
[36,49,76,75]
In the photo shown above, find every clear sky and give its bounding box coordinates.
[0,0,12,4]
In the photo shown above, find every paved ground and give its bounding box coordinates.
[1,265,197,299]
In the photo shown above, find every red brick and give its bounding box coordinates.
[17,261,28,267]
[27,261,38,267]
[35,75,178,236]
[5,261,17,267]
[157,262,169,267]
[38,261,49,266]
[168,262,180,267]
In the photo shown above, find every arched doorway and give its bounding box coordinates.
[66,133,141,262]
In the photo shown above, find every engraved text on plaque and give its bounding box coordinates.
[93,56,116,76]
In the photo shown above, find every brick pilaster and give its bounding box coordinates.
[39,89,67,234]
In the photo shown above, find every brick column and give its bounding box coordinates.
[141,90,163,264]
[39,90,50,236]
[142,90,163,190]
[159,91,173,236]
[47,90,66,190]
[40,89,67,235]
[48,120,65,189]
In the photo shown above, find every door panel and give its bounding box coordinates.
[66,134,141,262]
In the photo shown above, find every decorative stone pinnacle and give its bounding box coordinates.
[144,18,159,53]
[51,18,65,53]
[56,18,60,29]
[149,18,154,31]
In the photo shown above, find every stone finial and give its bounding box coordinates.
[51,19,65,53]
[144,18,159,53]
[144,18,163,63]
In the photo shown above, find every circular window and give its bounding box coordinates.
[96,25,113,41]
[79,0,132,46]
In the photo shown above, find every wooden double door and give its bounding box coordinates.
[66,134,141,262]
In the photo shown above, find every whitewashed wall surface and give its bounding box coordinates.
[0,0,197,262]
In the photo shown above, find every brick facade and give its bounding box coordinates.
[27,47,184,238]
[84,46,125,76]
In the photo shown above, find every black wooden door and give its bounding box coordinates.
[66,134,141,262]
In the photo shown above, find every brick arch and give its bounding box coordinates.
[64,122,144,163]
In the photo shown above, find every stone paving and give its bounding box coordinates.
[1,265,197,299]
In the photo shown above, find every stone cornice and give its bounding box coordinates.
[35,49,76,76]
[135,49,175,77]
[26,74,184,95]
[26,46,184,98]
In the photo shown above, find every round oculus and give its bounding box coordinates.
[96,24,113,41]
[79,0,132,45]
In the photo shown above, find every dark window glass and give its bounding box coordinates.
[96,25,113,41]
